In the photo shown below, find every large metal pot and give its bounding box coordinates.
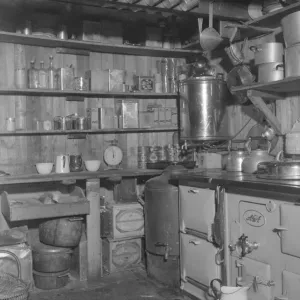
[250,43,283,65]
[32,242,72,273]
[179,74,230,141]
[258,62,284,83]
[39,217,83,248]
[33,270,69,290]
[285,44,300,77]
[225,141,249,172]
[242,138,274,173]
[281,11,300,47]
[144,165,183,287]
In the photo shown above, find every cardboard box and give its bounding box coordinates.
[85,70,109,92]
[100,20,123,45]
[85,69,124,92]
[134,75,155,92]
[82,20,102,42]
[108,69,124,92]
[86,108,99,130]
[99,107,116,129]
[116,100,139,128]
[58,67,74,90]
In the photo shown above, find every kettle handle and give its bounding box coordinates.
[275,150,283,161]
[210,278,222,299]
[267,140,272,153]
[245,137,252,153]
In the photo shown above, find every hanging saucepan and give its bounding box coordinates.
[257,62,284,83]
[250,42,284,65]
[199,1,223,52]
[281,11,300,47]
[227,65,255,104]
[225,26,247,66]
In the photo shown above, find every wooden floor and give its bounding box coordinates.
[29,268,188,300]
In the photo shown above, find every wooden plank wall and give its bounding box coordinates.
[0,42,177,175]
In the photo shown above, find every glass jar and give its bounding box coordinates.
[15,112,26,130]
[15,68,27,89]
[38,61,48,89]
[48,55,58,90]
[6,117,15,132]
[74,77,88,91]
[28,60,39,89]
[148,146,159,163]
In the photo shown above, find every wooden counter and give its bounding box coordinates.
[0,169,162,185]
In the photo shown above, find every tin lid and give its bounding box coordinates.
[32,241,72,254]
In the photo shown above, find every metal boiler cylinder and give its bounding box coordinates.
[179,75,231,142]
[144,166,184,287]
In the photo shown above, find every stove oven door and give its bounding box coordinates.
[180,233,221,299]
[179,186,215,238]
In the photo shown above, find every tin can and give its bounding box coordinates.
[148,146,159,163]
[138,146,149,169]
[53,116,65,130]
[157,146,167,161]
[76,117,88,130]
[74,77,88,91]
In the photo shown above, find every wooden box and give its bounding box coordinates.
[82,20,102,42]
[102,237,142,274]
[85,70,109,92]
[101,202,144,239]
[1,185,89,222]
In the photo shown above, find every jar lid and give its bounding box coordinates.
[32,241,72,254]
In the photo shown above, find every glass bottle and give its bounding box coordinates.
[28,60,39,89]
[48,56,57,89]
[38,61,48,89]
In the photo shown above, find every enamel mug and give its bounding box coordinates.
[55,155,70,173]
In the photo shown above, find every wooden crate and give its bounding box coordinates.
[1,185,89,221]
[101,202,144,239]
[102,237,142,274]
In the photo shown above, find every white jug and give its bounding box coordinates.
[55,155,70,173]
[210,279,249,300]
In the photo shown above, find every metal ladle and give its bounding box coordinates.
[200,0,223,52]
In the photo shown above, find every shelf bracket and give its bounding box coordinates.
[247,90,282,135]
[248,90,284,100]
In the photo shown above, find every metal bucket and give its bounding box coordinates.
[179,75,230,141]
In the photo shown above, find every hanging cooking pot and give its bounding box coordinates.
[250,42,283,65]
[39,217,83,247]
[281,11,300,47]
[225,140,249,172]
[257,62,284,83]
[285,44,300,77]
[241,138,274,173]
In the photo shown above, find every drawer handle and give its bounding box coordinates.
[273,227,288,232]
[188,189,199,194]
[189,239,201,245]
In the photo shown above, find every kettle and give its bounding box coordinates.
[241,138,274,174]
[55,155,70,173]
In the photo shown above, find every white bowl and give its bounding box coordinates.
[36,163,53,175]
[84,160,101,172]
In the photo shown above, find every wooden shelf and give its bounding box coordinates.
[0,169,163,185]
[0,127,178,136]
[231,76,300,96]
[0,88,178,99]
[246,1,300,28]
[0,31,200,58]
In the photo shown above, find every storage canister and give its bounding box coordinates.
[281,11,300,47]
[148,146,159,163]
[250,43,283,65]
[285,44,300,77]
[258,62,284,83]
[32,242,72,273]
[33,270,69,290]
